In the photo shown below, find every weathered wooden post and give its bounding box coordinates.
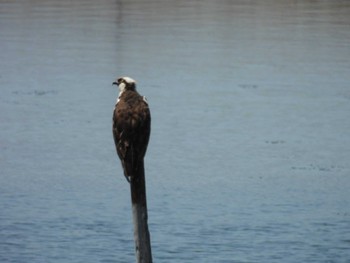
[130,163,152,263]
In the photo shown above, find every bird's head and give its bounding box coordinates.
[113,76,136,92]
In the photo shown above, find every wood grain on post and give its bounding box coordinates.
[130,163,152,263]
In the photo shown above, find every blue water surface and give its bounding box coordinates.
[1,1,350,262]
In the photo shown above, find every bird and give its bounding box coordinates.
[112,77,151,182]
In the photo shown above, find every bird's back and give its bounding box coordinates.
[113,90,151,180]
[114,90,150,134]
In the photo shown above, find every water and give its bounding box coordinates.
[1,0,350,262]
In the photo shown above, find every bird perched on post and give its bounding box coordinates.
[112,77,151,182]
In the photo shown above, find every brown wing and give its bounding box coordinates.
[113,90,151,181]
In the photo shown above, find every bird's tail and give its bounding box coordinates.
[121,145,144,182]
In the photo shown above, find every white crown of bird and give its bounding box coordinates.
[120,76,136,85]
[114,76,137,97]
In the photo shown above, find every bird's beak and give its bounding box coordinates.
[112,81,118,86]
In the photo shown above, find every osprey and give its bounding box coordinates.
[112,77,151,182]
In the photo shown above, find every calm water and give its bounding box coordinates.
[1,0,350,262]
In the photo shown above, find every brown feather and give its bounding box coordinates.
[113,89,151,181]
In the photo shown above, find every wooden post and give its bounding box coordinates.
[130,162,153,263]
